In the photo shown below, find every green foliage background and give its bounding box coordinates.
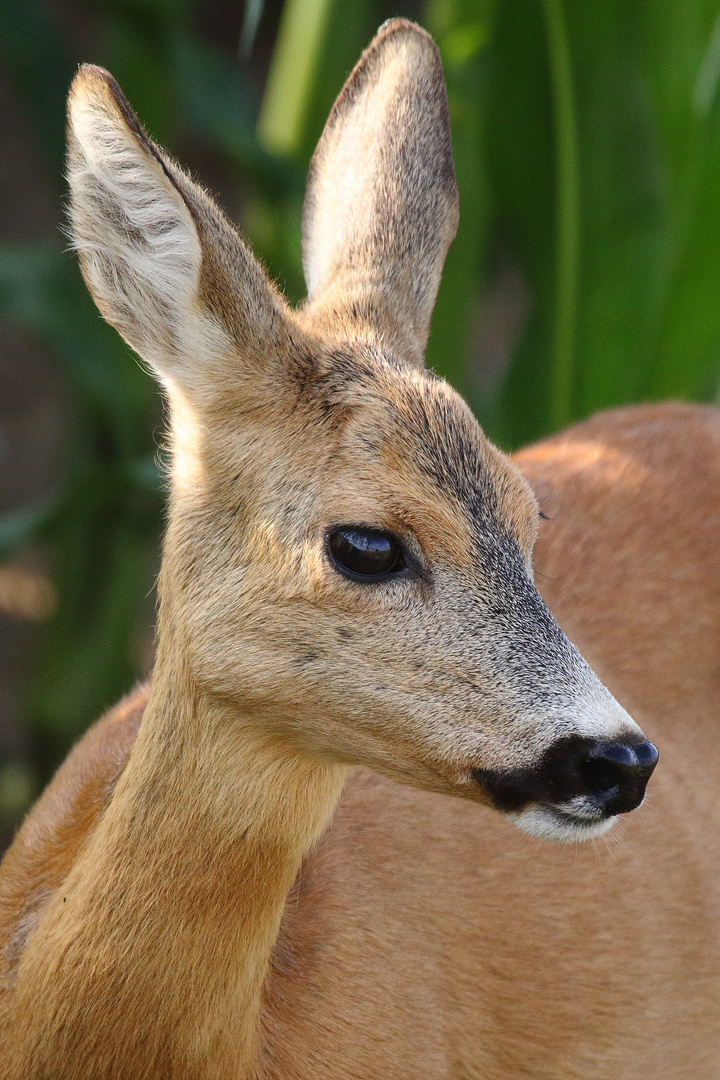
[2,0,720,806]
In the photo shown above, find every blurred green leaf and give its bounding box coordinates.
[27,510,157,763]
[5,0,720,780]
[0,500,57,563]
[483,0,556,444]
[0,0,72,172]
[487,0,675,446]
[241,0,266,60]
[0,240,160,767]
[638,1,720,400]
[258,0,336,157]
[0,761,38,826]
[0,244,152,456]
[173,33,304,198]
[425,0,498,394]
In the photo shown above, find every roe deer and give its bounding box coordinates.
[1,17,718,1080]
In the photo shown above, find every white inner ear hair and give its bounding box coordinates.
[68,92,205,372]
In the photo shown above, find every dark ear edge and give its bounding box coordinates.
[301,19,458,369]
[67,65,292,392]
[69,65,177,194]
[316,19,449,161]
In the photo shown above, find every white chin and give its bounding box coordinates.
[509,804,617,843]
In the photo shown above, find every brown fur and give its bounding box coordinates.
[0,687,145,983]
[3,403,719,1078]
[0,18,716,1079]
[302,20,458,368]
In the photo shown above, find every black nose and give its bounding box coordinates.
[471,735,659,818]
[578,740,659,815]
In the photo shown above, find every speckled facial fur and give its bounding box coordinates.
[0,22,682,1080]
[65,25,641,841]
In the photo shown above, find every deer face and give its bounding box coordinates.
[166,346,652,842]
[66,23,656,842]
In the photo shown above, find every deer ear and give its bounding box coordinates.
[301,19,458,369]
[67,65,290,401]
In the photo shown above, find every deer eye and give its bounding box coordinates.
[327,527,406,581]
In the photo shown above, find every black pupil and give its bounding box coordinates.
[329,528,403,578]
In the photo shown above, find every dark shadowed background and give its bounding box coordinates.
[2,0,720,847]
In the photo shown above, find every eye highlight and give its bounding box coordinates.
[327,527,406,581]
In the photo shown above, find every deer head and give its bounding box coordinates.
[66,19,656,842]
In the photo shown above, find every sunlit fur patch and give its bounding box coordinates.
[509,804,617,843]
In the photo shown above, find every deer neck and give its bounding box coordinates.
[14,643,347,1080]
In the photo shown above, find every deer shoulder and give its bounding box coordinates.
[0,687,147,987]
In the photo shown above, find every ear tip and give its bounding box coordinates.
[371,18,442,65]
[321,18,447,142]
[375,18,435,45]
[68,64,134,125]
[67,64,152,163]
[69,64,116,103]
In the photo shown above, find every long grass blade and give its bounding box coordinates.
[257,0,336,155]
[542,0,579,430]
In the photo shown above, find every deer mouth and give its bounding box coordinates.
[505,801,617,842]
[470,733,659,843]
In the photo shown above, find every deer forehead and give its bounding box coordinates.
[177,353,538,575]
[373,372,539,556]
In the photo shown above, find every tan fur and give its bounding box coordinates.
[0,19,715,1079]
[302,20,458,368]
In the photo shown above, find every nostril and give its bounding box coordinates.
[579,752,624,798]
[594,743,638,770]
[579,739,659,814]
[633,740,659,770]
